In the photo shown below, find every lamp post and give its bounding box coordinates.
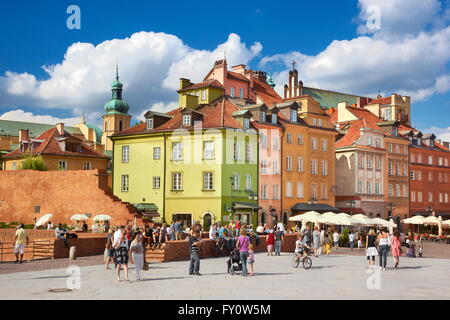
[386,202,396,220]
[347,200,356,216]
[248,191,258,226]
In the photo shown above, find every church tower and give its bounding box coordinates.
[284,60,303,99]
[101,66,132,151]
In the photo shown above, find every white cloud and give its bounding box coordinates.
[260,0,450,102]
[421,126,450,142]
[0,109,81,126]
[356,0,444,38]
[0,32,262,122]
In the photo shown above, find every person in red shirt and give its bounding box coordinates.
[235,220,241,237]
[266,228,275,256]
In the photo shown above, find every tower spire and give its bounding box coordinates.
[292,60,296,71]
[116,64,120,81]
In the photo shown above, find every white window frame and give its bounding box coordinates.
[122,146,129,163]
[203,172,214,191]
[172,172,183,191]
[146,118,154,130]
[203,141,215,160]
[153,176,161,189]
[172,142,183,161]
[182,115,191,126]
[153,147,161,160]
[121,175,129,192]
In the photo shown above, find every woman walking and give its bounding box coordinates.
[312,226,321,257]
[378,228,389,271]
[266,229,275,256]
[104,229,115,270]
[130,234,144,281]
[366,229,378,270]
[323,233,332,255]
[236,228,250,277]
[391,231,402,269]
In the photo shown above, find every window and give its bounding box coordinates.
[321,160,328,175]
[310,160,318,174]
[321,184,328,199]
[388,144,393,153]
[375,139,381,148]
[232,173,240,190]
[428,171,433,182]
[358,154,364,168]
[286,156,292,171]
[272,113,278,124]
[417,154,422,163]
[153,176,161,189]
[322,139,328,152]
[297,183,304,199]
[410,171,416,181]
[122,146,129,163]
[411,191,416,202]
[245,174,252,190]
[202,90,207,101]
[368,136,373,146]
[311,138,317,151]
[445,193,449,203]
[245,142,253,162]
[411,154,416,162]
[286,182,293,197]
[297,157,304,172]
[395,163,399,176]
[395,145,400,154]
[428,155,433,165]
[153,147,161,160]
[261,185,268,200]
[388,184,393,197]
[402,185,407,198]
[311,184,318,199]
[121,175,129,192]
[260,134,267,149]
[172,142,183,161]
[318,119,323,127]
[297,135,303,145]
[418,192,423,202]
[367,182,372,194]
[290,110,297,122]
[230,87,235,97]
[233,141,241,161]
[428,192,433,203]
[273,185,280,200]
[202,141,215,160]
[146,118,154,130]
[183,115,191,126]
[445,158,449,167]
[260,111,266,123]
[243,118,250,129]
[203,172,214,190]
[83,162,91,170]
[402,165,407,177]
[395,184,400,197]
[376,156,382,170]
[418,171,422,181]
[388,162,393,175]
[367,155,373,169]
[438,157,443,166]
[272,137,279,150]
[260,160,268,174]
[240,88,244,99]
[172,173,183,191]
[383,108,392,121]
[273,161,279,174]
[58,161,68,171]
[312,118,317,126]
[375,182,381,195]
[287,133,292,143]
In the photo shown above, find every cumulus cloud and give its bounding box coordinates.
[0,32,262,123]
[421,126,450,142]
[0,109,81,126]
[260,0,450,102]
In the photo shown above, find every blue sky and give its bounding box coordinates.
[0,0,449,139]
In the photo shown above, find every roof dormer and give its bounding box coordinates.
[144,111,173,130]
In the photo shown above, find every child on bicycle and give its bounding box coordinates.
[294,234,310,258]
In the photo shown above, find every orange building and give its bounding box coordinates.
[2,123,109,171]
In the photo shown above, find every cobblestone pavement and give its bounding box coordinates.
[0,252,449,300]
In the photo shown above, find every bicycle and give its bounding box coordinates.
[292,251,312,270]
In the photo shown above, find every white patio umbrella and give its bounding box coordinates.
[350,214,372,225]
[289,211,321,223]
[35,214,53,227]
[371,218,395,228]
[337,213,351,217]
[442,220,450,228]
[70,214,89,221]
[334,215,354,226]
[403,215,425,233]
[317,214,340,225]
[389,219,396,235]
[93,215,112,222]
[423,216,439,225]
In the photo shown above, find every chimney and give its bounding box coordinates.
[19,129,29,142]
[179,78,192,90]
[254,71,267,83]
[231,64,246,75]
[56,123,65,135]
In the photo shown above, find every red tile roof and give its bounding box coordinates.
[252,79,283,106]
[4,127,108,159]
[369,97,391,105]
[227,71,250,83]
[178,79,224,92]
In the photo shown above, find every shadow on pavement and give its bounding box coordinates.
[139,276,188,282]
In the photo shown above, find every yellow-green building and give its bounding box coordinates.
[111,94,259,228]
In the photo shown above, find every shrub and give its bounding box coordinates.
[20,155,48,171]
[340,228,350,247]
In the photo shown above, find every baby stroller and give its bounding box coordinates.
[227,249,242,275]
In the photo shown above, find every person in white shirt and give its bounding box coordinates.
[333,231,340,250]
[209,223,218,240]
[113,226,129,282]
[349,231,355,250]
[277,222,285,233]
[256,224,265,235]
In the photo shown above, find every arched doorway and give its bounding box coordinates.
[203,213,212,231]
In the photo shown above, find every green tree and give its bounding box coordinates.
[20,155,48,171]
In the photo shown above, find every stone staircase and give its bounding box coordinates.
[145,248,166,263]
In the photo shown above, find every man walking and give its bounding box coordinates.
[188,230,202,276]
[174,219,183,240]
[333,230,340,250]
[13,224,29,263]
[274,227,284,256]
[349,231,355,251]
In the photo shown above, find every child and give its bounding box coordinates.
[323,234,332,255]
[188,230,202,276]
[295,235,303,255]
[247,244,255,276]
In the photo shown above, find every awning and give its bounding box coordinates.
[414,212,450,217]
[133,203,159,213]
[291,203,339,213]
[233,202,261,211]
